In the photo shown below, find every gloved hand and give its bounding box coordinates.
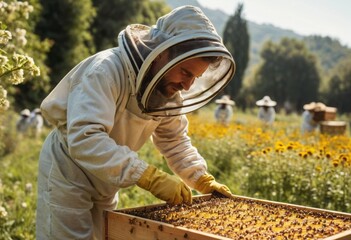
[137,165,192,205]
[194,173,233,198]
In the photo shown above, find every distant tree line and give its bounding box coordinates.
[222,3,351,113]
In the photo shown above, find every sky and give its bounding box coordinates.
[197,0,351,47]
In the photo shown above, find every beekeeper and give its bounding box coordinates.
[256,95,277,125]
[214,95,235,125]
[29,108,44,138]
[36,5,236,240]
[16,108,31,135]
[301,102,326,133]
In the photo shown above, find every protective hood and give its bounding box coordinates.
[118,5,235,117]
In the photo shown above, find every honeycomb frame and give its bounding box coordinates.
[105,194,351,240]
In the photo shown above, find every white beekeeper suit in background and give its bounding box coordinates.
[256,96,277,125]
[29,108,44,137]
[16,108,31,135]
[214,95,235,125]
[36,5,235,240]
[301,109,317,133]
[301,102,326,133]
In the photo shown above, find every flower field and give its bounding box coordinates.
[0,107,350,239]
[186,110,351,213]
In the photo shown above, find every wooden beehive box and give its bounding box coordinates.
[324,107,337,121]
[320,121,347,135]
[314,107,337,121]
[105,194,351,240]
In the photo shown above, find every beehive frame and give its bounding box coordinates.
[105,194,351,240]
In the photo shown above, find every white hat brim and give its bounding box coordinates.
[215,99,235,105]
[256,100,276,107]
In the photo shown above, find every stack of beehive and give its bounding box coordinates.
[317,107,347,135]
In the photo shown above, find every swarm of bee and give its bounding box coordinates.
[124,196,351,239]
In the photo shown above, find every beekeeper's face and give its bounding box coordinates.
[155,57,210,98]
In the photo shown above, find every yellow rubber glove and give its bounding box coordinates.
[137,165,192,205]
[194,173,233,198]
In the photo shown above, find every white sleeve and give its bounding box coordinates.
[269,108,276,124]
[151,115,207,188]
[66,61,147,188]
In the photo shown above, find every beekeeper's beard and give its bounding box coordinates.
[147,88,183,109]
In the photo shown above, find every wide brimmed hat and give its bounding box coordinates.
[215,95,235,105]
[33,108,41,114]
[256,96,276,107]
[20,109,31,117]
[303,102,326,112]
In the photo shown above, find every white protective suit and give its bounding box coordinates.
[16,109,31,134]
[36,5,235,240]
[301,110,318,133]
[258,106,276,125]
[29,108,44,137]
[215,105,233,125]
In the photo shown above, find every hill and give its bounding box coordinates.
[165,0,351,73]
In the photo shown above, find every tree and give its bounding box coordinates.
[0,0,46,112]
[1,0,46,158]
[12,0,52,110]
[303,35,351,74]
[324,55,351,113]
[35,0,96,86]
[222,3,249,99]
[91,0,170,51]
[252,38,321,111]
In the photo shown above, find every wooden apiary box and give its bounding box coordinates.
[104,194,351,240]
[314,107,337,121]
[320,121,347,135]
[324,107,337,121]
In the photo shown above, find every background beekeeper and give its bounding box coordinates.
[16,108,31,135]
[301,102,326,133]
[214,95,234,126]
[29,108,44,138]
[256,96,277,125]
[36,5,236,240]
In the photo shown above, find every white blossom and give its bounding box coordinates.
[25,182,33,193]
[15,28,27,46]
[0,205,8,218]
[0,2,9,9]
[0,86,7,98]
[0,98,10,112]
[0,30,12,44]
[0,1,39,113]
[10,69,24,84]
[0,55,9,66]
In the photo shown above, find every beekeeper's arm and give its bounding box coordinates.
[64,60,191,205]
[152,115,233,198]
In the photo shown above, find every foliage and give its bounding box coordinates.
[304,35,351,75]
[10,0,51,111]
[35,0,96,86]
[323,55,351,113]
[0,1,41,113]
[35,0,170,92]
[251,38,321,111]
[0,110,18,157]
[91,0,170,51]
[0,125,43,240]
[222,3,249,99]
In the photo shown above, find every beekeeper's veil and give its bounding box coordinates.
[118,5,235,117]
